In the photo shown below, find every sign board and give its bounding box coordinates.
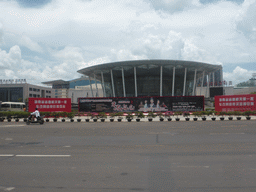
[215,94,256,112]
[28,98,71,112]
[78,96,204,112]
[210,87,223,98]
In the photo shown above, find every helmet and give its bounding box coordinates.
[35,108,38,110]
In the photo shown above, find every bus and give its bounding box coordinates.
[0,102,26,111]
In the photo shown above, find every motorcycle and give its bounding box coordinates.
[26,115,45,125]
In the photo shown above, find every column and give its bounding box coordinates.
[101,72,106,97]
[183,68,187,96]
[122,67,126,97]
[89,76,94,97]
[134,67,137,97]
[221,68,224,86]
[94,74,99,97]
[213,72,215,87]
[192,69,197,96]
[206,74,209,97]
[172,67,175,96]
[160,66,163,96]
[200,71,205,95]
[110,69,115,97]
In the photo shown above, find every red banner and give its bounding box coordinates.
[215,94,256,112]
[28,98,71,112]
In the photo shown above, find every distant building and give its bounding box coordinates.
[0,79,53,102]
[42,76,103,104]
[232,73,256,95]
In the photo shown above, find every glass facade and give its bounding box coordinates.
[0,87,23,102]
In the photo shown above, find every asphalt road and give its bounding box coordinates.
[0,120,256,192]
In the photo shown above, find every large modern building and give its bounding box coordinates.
[0,79,54,102]
[77,60,223,98]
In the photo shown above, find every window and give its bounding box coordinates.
[49,91,51,93]
[37,95,40,97]
[29,88,32,91]
[33,88,36,91]
[37,89,40,92]
[29,94,32,97]
[33,94,36,97]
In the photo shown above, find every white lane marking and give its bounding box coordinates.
[210,133,245,135]
[16,155,71,157]
[1,125,25,128]
[0,154,14,157]
[5,138,13,141]
[177,166,209,168]
[63,146,71,147]
[0,186,15,191]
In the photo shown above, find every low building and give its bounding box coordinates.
[0,79,54,102]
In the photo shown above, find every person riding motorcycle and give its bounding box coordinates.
[29,108,40,121]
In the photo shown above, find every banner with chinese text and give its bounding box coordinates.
[28,98,71,112]
[215,94,256,112]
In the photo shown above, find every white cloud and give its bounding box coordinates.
[0,45,21,69]
[85,30,219,65]
[236,0,256,42]
[19,35,43,53]
[147,0,201,14]
[0,22,3,43]
[223,66,256,85]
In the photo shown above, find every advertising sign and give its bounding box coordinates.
[215,94,256,112]
[78,96,204,112]
[28,98,71,112]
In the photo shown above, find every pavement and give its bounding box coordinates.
[0,120,256,191]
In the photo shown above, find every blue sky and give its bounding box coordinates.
[0,0,256,86]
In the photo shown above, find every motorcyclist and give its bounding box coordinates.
[29,108,40,121]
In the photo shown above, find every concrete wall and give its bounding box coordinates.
[233,87,256,95]
[68,86,103,104]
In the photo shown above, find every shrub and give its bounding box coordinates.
[164,111,173,118]
[219,111,226,117]
[243,111,252,117]
[116,112,124,119]
[67,112,74,119]
[192,111,200,117]
[147,111,156,118]
[109,112,116,119]
[51,112,59,119]
[135,111,144,119]
[183,111,190,117]
[233,111,242,116]
[91,113,99,119]
[174,111,182,117]
[126,112,133,120]
[99,112,107,119]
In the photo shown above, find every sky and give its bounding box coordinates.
[0,0,256,86]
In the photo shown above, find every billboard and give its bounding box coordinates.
[28,98,71,112]
[210,87,223,98]
[78,96,204,112]
[215,94,256,112]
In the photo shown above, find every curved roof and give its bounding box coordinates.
[77,60,222,76]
